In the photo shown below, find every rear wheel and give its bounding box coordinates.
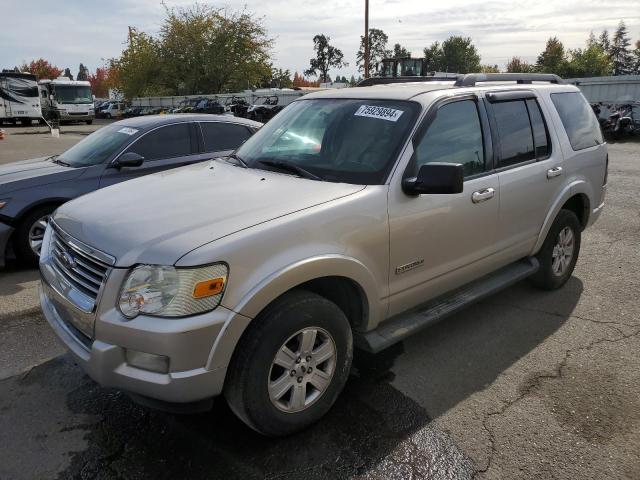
[530,209,581,290]
[14,206,56,266]
[86,120,93,125]
[224,290,353,436]
[20,118,31,126]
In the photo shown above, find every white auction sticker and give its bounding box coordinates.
[117,127,139,136]
[354,105,404,122]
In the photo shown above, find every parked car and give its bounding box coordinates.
[39,74,607,436]
[194,98,225,115]
[225,95,249,115]
[94,101,110,117]
[99,102,126,119]
[245,95,284,122]
[0,114,260,266]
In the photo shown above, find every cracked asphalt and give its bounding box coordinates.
[0,140,639,479]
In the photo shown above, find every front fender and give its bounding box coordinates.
[531,180,592,254]
[207,254,383,371]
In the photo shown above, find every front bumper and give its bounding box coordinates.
[39,273,236,403]
[0,222,15,268]
[60,112,94,121]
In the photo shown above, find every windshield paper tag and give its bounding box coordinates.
[117,127,139,135]
[354,105,404,122]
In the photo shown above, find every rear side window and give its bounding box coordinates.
[200,122,253,152]
[127,123,192,161]
[492,100,535,168]
[551,92,603,150]
[414,99,485,177]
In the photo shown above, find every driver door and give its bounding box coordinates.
[99,122,200,188]
[387,95,500,317]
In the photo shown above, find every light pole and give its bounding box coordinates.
[364,0,370,78]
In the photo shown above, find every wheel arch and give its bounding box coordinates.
[532,181,592,254]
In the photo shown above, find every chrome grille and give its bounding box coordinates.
[50,228,109,302]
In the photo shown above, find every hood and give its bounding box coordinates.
[54,160,365,267]
[0,156,85,195]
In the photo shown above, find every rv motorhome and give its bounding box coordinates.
[0,71,42,125]
[38,77,94,124]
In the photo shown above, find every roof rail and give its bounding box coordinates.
[454,73,564,87]
[357,75,460,87]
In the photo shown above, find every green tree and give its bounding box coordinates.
[598,30,611,52]
[356,28,391,76]
[536,37,568,76]
[159,4,272,93]
[62,67,74,80]
[632,40,640,74]
[506,56,532,73]
[270,68,293,88]
[349,75,357,87]
[305,34,347,82]
[77,63,89,81]
[610,20,632,75]
[566,42,612,77]
[392,43,410,58]
[481,64,500,73]
[423,41,444,71]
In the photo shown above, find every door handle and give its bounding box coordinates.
[471,187,495,204]
[547,166,563,178]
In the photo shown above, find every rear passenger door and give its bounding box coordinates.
[99,122,199,187]
[486,91,564,256]
[196,121,255,159]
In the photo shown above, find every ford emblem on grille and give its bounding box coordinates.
[59,250,77,270]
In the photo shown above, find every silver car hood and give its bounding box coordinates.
[54,160,365,267]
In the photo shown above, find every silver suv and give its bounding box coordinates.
[39,74,607,436]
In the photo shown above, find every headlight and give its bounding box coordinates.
[118,263,228,319]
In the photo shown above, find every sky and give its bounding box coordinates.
[2,0,640,79]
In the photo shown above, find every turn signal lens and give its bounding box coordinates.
[193,278,225,299]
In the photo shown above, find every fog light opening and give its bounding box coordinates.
[125,349,170,374]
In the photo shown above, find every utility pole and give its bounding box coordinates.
[364,0,370,78]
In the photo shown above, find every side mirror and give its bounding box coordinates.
[114,152,145,169]
[402,162,464,195]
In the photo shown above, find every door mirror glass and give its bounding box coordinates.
[115,152,145,168]
[403,162,463,195]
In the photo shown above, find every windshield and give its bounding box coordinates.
[54,85,92,104]
[236,98,419,184]
[58,124,139,167]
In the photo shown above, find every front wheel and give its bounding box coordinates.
[530,209,581,290]
[224,290,353,436]
[14,206,55,266]
[86,120,93,125]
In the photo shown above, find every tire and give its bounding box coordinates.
[13,205,56,266]
[530,209,581,290]
[86,120,93,125]
[20,118,31,126]
[224,290,353,436]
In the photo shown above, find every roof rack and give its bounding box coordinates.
[357,73,565,88]
[357,75,460,87]
[453,73,564,87]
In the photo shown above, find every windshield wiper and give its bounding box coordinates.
[50,155,71,167]
[226,153,248,168]
[257,160,322,181]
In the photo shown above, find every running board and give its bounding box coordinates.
[354,257,539,353]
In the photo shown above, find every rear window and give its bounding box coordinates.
[200,122,253,152]
[551,92,603,151]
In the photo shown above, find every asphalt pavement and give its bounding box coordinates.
[0,138,638,479]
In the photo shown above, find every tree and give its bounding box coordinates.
[270,68,293,88]
[422,36,481,73]
[632,40,640,75]
[18,58,62,80]
[63,68,74,80]
[423,41,444,71]
[481,64,500,73]
[77,63,89,81]
[506,56,532,73]
[356,28,390,76]
[536,37,568,76]
[392,43,410,58]
[349,75,357,87]
[305,34,347,82]
[610,20,632,75]
[87,67,113,97]
[598,30,611,53]
[566,42,612,77]
[159,4,272,93]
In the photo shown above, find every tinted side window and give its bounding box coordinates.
[551,92,603,150]
[493,100,534,168]
[200,122,252,152]
[526,98,550,159]
[127,123,192,161]
[414,100,485,177]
